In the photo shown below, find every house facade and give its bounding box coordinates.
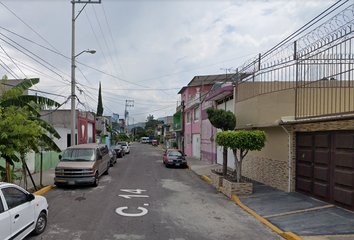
[201,82,234,164]
[178,75,225,158]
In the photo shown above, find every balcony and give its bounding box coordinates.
[205,85,233,102]
[173,122,182,131]
[187,92,200,109]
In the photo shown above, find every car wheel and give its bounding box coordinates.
[104,163,110,175]
[165,163,169,168]
[93,173,99,187]
[110,160,114,167]
[33,212,47,235]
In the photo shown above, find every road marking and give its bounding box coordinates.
[119,195,149,199]
[116,207,148,217]
[263,205,335,218]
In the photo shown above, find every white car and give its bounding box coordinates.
[118,142,130,154]
[0,182,49,239]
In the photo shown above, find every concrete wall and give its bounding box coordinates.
[235,89,295,129]
[40,109,75,129]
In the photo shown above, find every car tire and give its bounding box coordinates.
[33,212,47,235]
[110,160,114,167]
[93,173,99,187]
[165,163,169,168]
[104,163,109,175]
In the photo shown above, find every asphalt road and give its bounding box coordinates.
[26,143,283,240]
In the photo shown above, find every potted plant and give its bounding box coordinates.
[215,130,267,197]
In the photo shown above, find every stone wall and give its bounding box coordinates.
[210,171,223,189]
[242,156,289,192]
[222,178,253,198]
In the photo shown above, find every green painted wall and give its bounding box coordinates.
[35,151,64,173]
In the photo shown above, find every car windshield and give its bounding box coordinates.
[168,151,183,157]
[61,149,95,161]
[111,145,122,149]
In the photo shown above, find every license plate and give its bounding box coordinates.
[175,163,180,166]
[68,181,75,185]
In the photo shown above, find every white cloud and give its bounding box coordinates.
[0,0,343,122]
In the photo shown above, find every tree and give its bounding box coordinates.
[132,126,145,139]
[207,108,236,176]
[215,130,267,182]
[106,125,118,145]
[117,133,130,142]
[0,77,61,184]
[96,82,103,116]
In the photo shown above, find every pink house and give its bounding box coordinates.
[178,75,225,158]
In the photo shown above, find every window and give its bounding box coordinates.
[194,106,199,121]
[2,187,27,209]
[186,111,191,123]
[186,134,190,145]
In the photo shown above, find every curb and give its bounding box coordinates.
[33,185,55,196]
[199,174,302,240]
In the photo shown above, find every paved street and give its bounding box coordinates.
[25,143,282,240]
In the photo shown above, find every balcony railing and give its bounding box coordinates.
[173,122,182,131]
[187,92,200,109]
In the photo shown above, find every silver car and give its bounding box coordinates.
[118,142,130,154]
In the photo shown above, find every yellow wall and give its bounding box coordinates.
[246,127,289,162]
[235,89,295,128]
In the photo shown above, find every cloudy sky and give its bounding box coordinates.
[0,0,343,124]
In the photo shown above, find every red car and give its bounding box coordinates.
[163,149,188,168]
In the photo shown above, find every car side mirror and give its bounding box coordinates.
[27,194,35,201]
[59,155,62,160]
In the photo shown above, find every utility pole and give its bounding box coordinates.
[124,100,134,133]
[70,0,100,146]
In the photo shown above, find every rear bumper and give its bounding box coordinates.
[166,162,188,167]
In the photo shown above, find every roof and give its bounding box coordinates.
[178,74,231,94]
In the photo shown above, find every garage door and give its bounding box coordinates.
[296,131,354,211]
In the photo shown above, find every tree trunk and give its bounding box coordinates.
[6,162,12,183]
[222,147,228,176]
[236,150,243,182]
[232,149,238,177]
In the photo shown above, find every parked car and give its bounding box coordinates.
[109,148,117,166]
[54,143,110,187]
[0,182,49,239]
[118,142,130,154]
[110,144,125,158]
[163,149,188,168]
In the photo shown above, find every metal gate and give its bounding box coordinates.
[296,131,354,211]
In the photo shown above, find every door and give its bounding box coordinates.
[192,134,200,158]
[2,187,35,239]
[0,194,11,240]
[296,131,354,211]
